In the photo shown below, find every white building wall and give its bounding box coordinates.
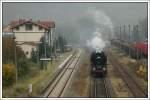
[14,24,45,42]
[15,32,44,42]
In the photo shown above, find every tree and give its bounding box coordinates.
[39,36,51,58]
[2,36,25,64]
[17,58,29,77]
[2,63,16,86]
[31,48,37,63]
[39,36,57,58]
[56,36,67,53]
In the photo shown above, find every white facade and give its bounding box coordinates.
[14,24,45,42]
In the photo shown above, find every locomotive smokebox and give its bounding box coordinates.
[90,49,107,77]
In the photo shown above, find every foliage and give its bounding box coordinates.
[2,63,16,86]
[17,58,30,77]
[56,36,67,53]
[39,36,54,58]
[31,48,38,63]
[38,35,67,58]
[2,36,25,63]
[39,36,45,58]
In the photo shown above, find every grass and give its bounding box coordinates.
[2,51,72,98]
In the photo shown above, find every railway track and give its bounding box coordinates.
[43,49,81,97]
[108,53,147,98]
[91,78,110,98]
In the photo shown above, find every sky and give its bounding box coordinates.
[2,2,148,47]
[3,3,147,25]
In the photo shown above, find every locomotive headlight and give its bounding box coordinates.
[103,67,106,71]
[93,67,96,71]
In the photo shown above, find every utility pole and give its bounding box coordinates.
[136,25,139,60]
[137,25,139,42]
[44,31,47,58]
[123,25,126,42]
[37,42,42,66]
[14,37,18,89]
[58,34,60,59]
[50,29,52,64]
[120,26,122,51]
[12,29,18,89]
[128,25,131,42]
[117,27,119,40]
[43,31,47,69]
[123,25,126,51]
[128,24,131,57]
[120,26,121,41]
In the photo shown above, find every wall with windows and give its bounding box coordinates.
[15,32,44,42]
[13,23,46,42]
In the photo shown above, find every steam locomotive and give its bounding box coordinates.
[90,49,107,77]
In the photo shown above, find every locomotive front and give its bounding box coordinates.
[90,49,107,77]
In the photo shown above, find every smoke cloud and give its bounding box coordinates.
[87,30,106,51]
[86,9,114,51]
[55,8,114,51]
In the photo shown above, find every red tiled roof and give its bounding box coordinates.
[36,21,55,29]
[10,19,55,30]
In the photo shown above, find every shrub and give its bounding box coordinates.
[2,63,16,86]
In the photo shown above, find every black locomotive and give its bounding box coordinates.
[90,50,107,77]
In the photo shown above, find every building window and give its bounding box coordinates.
[15,27,19,30]
[25,23,32,30]
[39,26,42,30]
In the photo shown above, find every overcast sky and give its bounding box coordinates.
[2,2,148,43]
[3,2,147,25]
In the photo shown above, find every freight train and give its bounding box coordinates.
[111,39,148,59]
[90,49,107,77]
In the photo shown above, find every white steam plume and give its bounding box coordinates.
[87,9,114,51]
